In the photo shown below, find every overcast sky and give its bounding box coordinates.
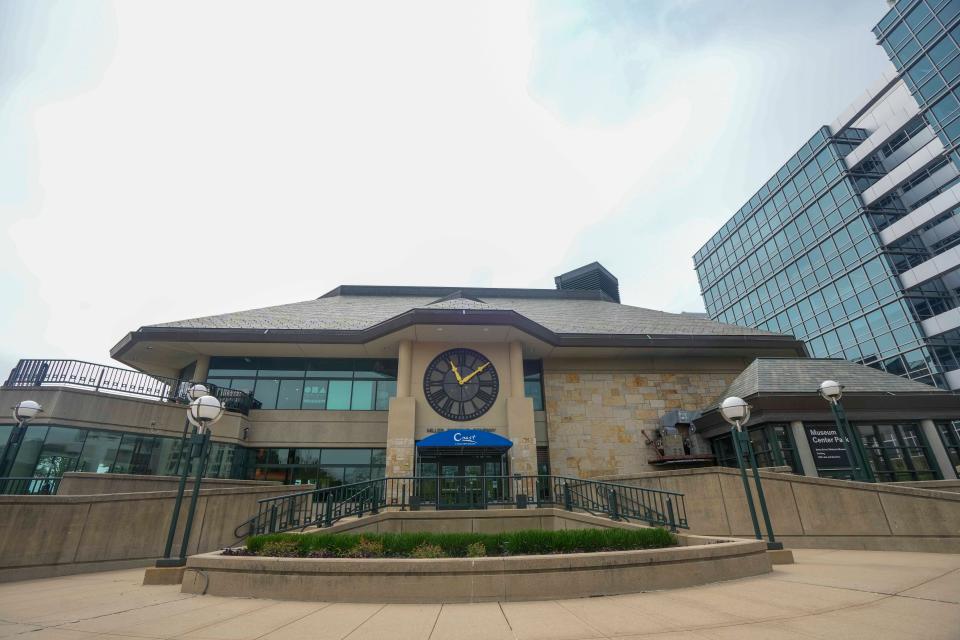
[1,0,893,375]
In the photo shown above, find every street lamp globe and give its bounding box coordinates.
[720,396,751,429]
[188,395,223,430]
[819,380,843,404]
[187,383,209,401]
[12,400,42,422]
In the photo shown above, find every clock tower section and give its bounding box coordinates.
[384,338,537,477]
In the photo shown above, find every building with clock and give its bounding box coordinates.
[3,262,959,498]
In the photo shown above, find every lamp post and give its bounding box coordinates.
[818,380,874,482]
[156,386,223,568]
[0,400,43,492]
[720,397,782,550]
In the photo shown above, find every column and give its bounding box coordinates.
[386,340,416,476]
[506,341,537,475]
[193,355,210,382]
[790,421,819,478]
[921,419,958,480]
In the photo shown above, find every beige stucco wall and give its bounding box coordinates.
[543,358,747,478]
[0,387,247,445]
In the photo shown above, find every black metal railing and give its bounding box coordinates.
[3,359,255,415]
[0,475,62,495]
[238,475,688,537]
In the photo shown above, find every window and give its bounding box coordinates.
[208,357,397,411]
[249,447,386,486]
[936,420,960,470]
[711,423,800,473]
[523,360,545,411]
[857,423,939,481]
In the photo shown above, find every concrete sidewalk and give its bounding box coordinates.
[0,549,957,639]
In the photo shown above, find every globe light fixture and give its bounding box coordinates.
[720,396,751,428]
[819,380,843,404]
[187,383,210,401]
[720,396,781,550]
[818,379,873,482]
[188,395,223,429]
[1,400,44,486]
[158,392,224,568]
[12,400,42,422]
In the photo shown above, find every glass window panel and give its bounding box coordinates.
[0,424,12,463]
[75,430,122,473]
[112,434,158,475]
[321,448,372,465]
[353,359,399,380]
[291,448,321,465]
[9,426,49,477]
[350,380,375,410]
[375,380,396,411]
[151,437,184,476]
[33,427,87,477]
[326,380,353,410]
[306,359,354,378]
[276,379,304,410]
[253,378,280,410]
[208,357,259,377]
[302,381,328,410]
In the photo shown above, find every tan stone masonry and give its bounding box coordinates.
[544,367,739,478]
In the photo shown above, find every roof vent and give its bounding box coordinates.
[554,262,620,302]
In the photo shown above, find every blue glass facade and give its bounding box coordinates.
[876,0,960,170]
[694,127,947,388]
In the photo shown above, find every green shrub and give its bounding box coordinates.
[345,536,385,558]
[244,526,676,558]
[259,540,300,557]
[411,542,445,558]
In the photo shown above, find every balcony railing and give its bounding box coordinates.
[3,359,255,415]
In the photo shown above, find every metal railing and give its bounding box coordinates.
[3,359,256,415]
[238,475,688,537]
[0,475,62,495]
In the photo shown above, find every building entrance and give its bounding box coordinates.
[416,452,509,509]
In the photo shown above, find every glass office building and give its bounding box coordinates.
[695,0,960,391]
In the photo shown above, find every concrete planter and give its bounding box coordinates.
[182,509,770,603]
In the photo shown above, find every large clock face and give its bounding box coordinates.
[423,348,499,421]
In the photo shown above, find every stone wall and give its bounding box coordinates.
[544,365,739,478]
[57,472,279,495]
[600,466,960,553]
[0,483,305,582]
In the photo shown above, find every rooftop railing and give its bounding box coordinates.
[3,359,255,415]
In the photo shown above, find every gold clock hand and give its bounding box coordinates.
[449,360,464,384]
[460,362,490,385]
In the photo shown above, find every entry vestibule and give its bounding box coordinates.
[414,429,512,509]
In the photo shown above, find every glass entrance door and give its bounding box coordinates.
[438,461,485,509]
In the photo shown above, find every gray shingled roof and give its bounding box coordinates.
[720,358,944,401]
[148,287,781,337]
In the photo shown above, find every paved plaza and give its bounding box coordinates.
[0,549,957,640]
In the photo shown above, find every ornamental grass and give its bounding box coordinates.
[243,527,675,559]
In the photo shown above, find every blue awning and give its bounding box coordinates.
[416,429,512,449]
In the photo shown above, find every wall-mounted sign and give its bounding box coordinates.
[416,429,513,449]
[805,425,851,469]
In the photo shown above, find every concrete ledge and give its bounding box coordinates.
[182,509,770,603]
[142,566,185,585]
[767,549,795,565]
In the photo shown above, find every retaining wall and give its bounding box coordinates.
[0,483,312,582]
[183,509,770,602]
[57,472,278,495]
[599,466,960,553]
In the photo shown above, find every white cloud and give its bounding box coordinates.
[1,0,895,375]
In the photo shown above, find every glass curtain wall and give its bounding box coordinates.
[246,447,386,486]
[711,423,801,473]
[0,424,241,482]
[936,419,960,468]
[856,422,940,481]
[206,358,397,411]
